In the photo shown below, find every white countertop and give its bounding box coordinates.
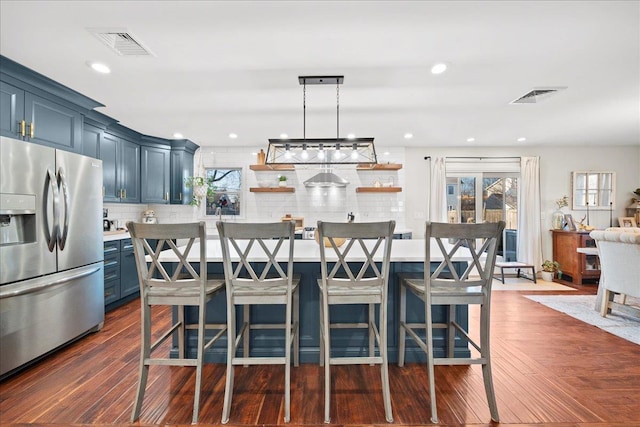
[154,239,473,263]
[103,231,130,242]
[105,227,412,242]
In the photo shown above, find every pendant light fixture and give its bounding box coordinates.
[265,76,377,166]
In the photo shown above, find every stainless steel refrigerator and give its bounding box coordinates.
[0,136,104,378]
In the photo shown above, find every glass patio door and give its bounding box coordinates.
[446,173,519,260]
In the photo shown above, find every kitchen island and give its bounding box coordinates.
[154,239,472,364]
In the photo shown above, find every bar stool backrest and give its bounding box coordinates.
[425,221,505,300]
[216,221,296,293]
[317,221,396,292]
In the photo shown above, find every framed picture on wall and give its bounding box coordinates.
[618,216,637,227]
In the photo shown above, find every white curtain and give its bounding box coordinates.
[518,157,543,268]
[429,157,447,223]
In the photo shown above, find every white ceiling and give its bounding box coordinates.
[1,1,638,148]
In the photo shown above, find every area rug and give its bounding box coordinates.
[525,294,640,345]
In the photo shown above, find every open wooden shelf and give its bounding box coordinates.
[356,163,403,170]
[356,187,402,193]
[249,164,295,171]
[250,187,295,193]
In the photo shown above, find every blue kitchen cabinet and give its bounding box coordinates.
[170,147,195,205]
[141,145,171,204]
[120,138,141,203]
[103,241,121,306]
[119,239,139,298]
[0,81,25,138]
[101,132,140,203]
[101,133,119,202]
[82,123,102,159]
[103,238,140,311]
[0,80,82,152]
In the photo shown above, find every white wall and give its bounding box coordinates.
[104,143,639,258]
[404,144,640,261]
[105,145,408,233]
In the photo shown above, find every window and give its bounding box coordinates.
[205,168,242,217]
[572,171,615,210]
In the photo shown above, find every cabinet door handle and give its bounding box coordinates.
[102,186,106,197]
[179,192,182,201]
[19,120,26,137]
[119,189,123,199]
[123,189,126,199]
[165,192,169,201]
[29,122,34,139]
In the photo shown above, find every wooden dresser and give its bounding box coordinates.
[551,230,600,284]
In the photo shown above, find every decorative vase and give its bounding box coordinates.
[552,209,565,229]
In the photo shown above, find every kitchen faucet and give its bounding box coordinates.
[347,212,355,222]
[216,206,222,220]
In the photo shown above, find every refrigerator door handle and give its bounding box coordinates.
[43,168,60,252]
[0,265,102,299]
[57,167,70,250]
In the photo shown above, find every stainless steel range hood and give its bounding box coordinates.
[304,171,349,188]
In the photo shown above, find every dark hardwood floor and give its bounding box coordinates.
[1,283,639,426]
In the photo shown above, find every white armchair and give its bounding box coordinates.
[589,230,640,318]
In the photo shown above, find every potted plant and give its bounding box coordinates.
[541,260,560,282]
[278,175,287,187]
[184,176,208,207]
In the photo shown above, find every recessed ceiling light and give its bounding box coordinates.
[87,62,111,74]
[280,133,288,139]
[229,133,238,139]
[173,132,183,139]
[346,133,356,140]
[517,137,527,142]
[383,151,390,156]
[431,63,447,75]
[467,137,475,142]
[404,133,413,139]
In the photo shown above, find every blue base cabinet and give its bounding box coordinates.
[120,239,138,298]
[103,238,140,311]
[173,260,469,364]
[103,241,121,306]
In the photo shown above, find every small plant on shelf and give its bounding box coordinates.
[278,175,287,187]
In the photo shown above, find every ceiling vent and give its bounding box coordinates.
[87,28,154,56]
[510,87,567,104]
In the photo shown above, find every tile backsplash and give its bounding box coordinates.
[105,145,408,232]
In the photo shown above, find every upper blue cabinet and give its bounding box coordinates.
[1,56,103,154]
[0,80,82,152]
[169,140,198,205]
[102,127,141,204]
[2,55,199,205]
[140,141,171,204]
